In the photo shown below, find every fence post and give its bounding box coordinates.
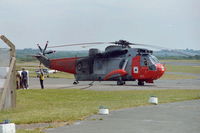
[0,35,16,110]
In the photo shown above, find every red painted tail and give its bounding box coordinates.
[49,57,79,74]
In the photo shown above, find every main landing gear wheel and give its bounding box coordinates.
[138,80,144,86]
[73,81,79,85]
[117,80,126,85]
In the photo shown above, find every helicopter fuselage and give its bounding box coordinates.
[40,45,165,85]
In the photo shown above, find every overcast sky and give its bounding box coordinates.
[0,0,199,50]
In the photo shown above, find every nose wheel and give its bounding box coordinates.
[138,80,144,86]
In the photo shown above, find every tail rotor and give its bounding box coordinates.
[37,41,56,56]
[36,41,55,66]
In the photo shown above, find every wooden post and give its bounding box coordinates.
[0,35,16,110]
[0,57,16,109]
[0,35,16,57]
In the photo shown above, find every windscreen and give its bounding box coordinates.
[140,54,159,70]
[149,55,160,64]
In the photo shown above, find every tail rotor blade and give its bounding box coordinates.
[43,41,48,52]
[44,50,56,55]
[37,44,43,53]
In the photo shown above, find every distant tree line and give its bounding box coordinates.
[157,55,200,60]
[16,48,88,62]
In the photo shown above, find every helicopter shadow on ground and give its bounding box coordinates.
[100,84,156,87]
[57,84,93,90]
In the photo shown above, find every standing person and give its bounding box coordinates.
[39,69,44,89]
[21,68,28,89]
[16,72,21,89]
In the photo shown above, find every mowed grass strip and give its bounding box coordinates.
[161,73,198,80]
[165,64,200,74]
[29,72,74,79]
[17,129,41,133]
[0,89,200,124]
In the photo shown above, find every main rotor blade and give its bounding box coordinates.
[129,43,166,50]
[48,42,112,48]
[130,43,194,56]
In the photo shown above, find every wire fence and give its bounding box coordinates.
[0,48,10,88]
[0,48,10,67]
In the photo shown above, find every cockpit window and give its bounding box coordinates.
[140,55,159,71]
[149,55,160,64]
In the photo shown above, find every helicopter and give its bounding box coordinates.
[34,40,165,86]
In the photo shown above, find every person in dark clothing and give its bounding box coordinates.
[39,69,44,89]
[21,68,28,89]
[16,72,21,89]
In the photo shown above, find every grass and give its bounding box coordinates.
[29,72,74,79]
[165,64,200,74]
[0,89,199,125]
[17,129,42,133]
[161,60,200,74]
[16,60,38,64]
[12,60,200,132]
[161,73,198,80]
[48,72,74,79]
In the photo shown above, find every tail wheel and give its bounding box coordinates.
[73,81,79,85]
[138,80,144,86]
[117,80,125,85]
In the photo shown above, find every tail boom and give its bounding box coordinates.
[49,57,79,74]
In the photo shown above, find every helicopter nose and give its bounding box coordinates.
[155,64,165,79]
[158,64,165,72]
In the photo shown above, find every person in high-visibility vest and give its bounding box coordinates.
[39,69,45,89]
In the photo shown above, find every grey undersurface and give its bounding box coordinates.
[45,100,200,133]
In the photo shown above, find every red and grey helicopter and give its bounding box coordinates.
[34,40,165,86]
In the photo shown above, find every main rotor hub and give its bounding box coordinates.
[114,40,131,48]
